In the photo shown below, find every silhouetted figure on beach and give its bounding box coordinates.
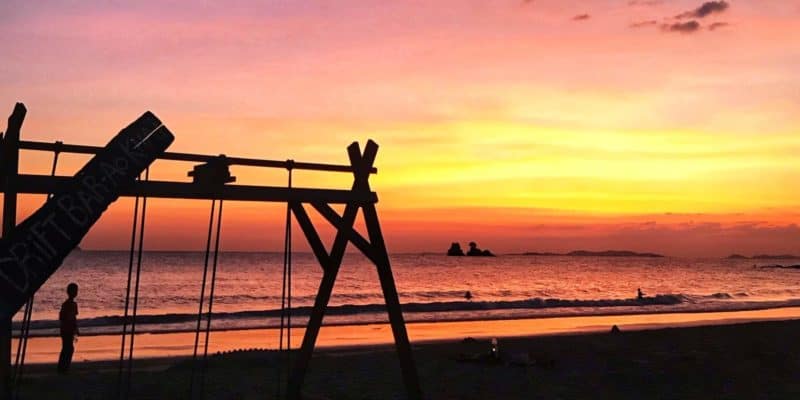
[58,283,79,373]
[464,290,473,301]
[637,288,645,301]
[447,242,465,256]
[466,242,483,256]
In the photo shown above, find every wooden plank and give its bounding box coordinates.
[310,202,378,265]
[5,175,378,204]
[0,113,174,320]
[363,202,422,400]
[2,103,26,236]
[18,140,377,174]
[290,203,331,272]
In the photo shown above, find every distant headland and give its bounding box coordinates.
[523,250,665,258]
[727,254,800,260]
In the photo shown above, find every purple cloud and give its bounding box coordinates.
[628,0,664,5]
[662,20,701,33]
[630,20,659,28]
[677,1,729,19]
[708,21,730,31]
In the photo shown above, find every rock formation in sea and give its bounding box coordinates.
[447,242,465,256]
[447,242,495,256]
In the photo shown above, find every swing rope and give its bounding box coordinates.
[116,173,141,398]
[126,167,149,398]
[276,163,293,399]
[188,198,217,399]
[188,197,224,399]
[116,167,149,400]
[199,199,224,394]
[11,142,61,398]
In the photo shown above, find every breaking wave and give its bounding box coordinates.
[18,294,685,332]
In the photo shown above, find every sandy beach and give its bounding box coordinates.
[12,309,800,399]
[13,305,800,365]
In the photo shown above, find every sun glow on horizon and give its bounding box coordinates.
[2,0,799,256]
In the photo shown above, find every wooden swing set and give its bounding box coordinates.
[0,103,423,399]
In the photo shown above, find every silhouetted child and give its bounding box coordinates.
[637,288,645,300]
[58,283,79,373]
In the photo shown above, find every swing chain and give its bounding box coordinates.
[189,197,224,400]
[116,168,149,400]
[276,164,294,399]
[11,141,61,399]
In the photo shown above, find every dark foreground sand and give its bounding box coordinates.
[16,319,800,399]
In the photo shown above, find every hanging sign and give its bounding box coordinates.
[0,112,174,319]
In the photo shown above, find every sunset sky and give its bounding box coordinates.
[1,0,799,256]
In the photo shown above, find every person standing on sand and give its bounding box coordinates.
[58,282,79,373]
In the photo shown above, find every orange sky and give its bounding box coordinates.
[2,0,799,256]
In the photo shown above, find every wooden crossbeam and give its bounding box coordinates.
[17,140,377,174]
[3,175,377,204]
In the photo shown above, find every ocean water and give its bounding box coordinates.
[13,251,800,337]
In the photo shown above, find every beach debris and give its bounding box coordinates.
[509,351,558,368]
[455,337,504,365]
[508,352,535,367]
[455,352,504,365]
[528,350,557,369]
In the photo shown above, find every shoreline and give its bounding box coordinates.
[14,305,800,365]
[17,317,800,399]
[14,297,800,338]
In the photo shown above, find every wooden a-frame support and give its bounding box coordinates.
[287,140,422,400]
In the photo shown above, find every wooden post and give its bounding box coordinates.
[1,103,25,400]
[362,202,422,400]
[287,142,373,400]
